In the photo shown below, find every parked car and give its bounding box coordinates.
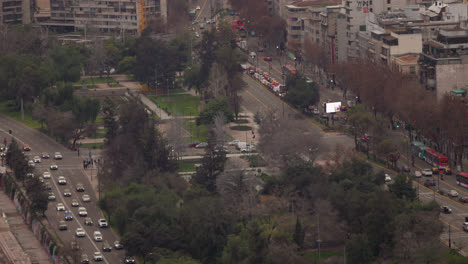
[195,142,208,148]
[188,142,200,148]
[421,169,433,176]
[449,190,459,197]
[414,171,422,178]
[424,179,436,186]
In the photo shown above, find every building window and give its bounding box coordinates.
[409,66,416,74]
[387,0,391,3]
[359,25,366,31]
[370,8,373,12]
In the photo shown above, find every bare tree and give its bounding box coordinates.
[166,117,187,159]
[213,111,227,146]
[206,63,229,99]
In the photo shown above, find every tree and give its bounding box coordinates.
[25,177,49,216]
[293,217,305,249]
[192,142,227,193]
[197,98,234,125]
[51,45,83,83]
[102,97,118,144]
[389,174,416,201]
[284,77,319,111]
[346,233,373,264]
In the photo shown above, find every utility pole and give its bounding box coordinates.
[449,224,452,248]
[317,213,322,264]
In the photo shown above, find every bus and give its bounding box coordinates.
[410,141,429,160]
[424,149,449,168]
[456,173,468,188]
[282,65,297,76]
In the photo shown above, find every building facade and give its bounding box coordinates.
[0,0,32,24]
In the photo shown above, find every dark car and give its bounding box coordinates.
[263,56,272,62]
[64,211,73,221]
[257,46,264,52]
[441,206,452,214]
[460,197,468,203]
[102,241,112,252]
[58,221,67,230]
[188,142,200,148]
[424,179,436,187]
[114,241,124,250]
[125,256,136,263]
[403,166,411,172]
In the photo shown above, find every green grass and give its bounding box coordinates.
[185,119,208,142]
[75,77,116,85]
[0,100,42,129]
[87,84,99,88]
[80,142,104,149]
[303,250,344,263]
[94,117,104,124]
[91,129,106,138]
[149,94,200,116]
[230,125,252,131]
[177,161,198,172]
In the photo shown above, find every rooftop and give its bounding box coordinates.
[395,54,419,64]
[289,0,341,7]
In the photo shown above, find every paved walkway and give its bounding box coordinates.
[0,188,51,264]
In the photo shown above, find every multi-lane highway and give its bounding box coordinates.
[0,115,126,263]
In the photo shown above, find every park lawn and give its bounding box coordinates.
[94,116,104,124]
[92,128,106,138]
[303,249,344,263]
[184,119,208,142]
[149,94,200,116]
[80,142,104,149]
[0,100,42,129]
[177,161,198,172]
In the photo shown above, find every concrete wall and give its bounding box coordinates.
[390,32,422,55]
[436,62,468,99]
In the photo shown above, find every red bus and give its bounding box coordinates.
[456,173,468,188]
[282,65,297,76]
[424,149,449,168]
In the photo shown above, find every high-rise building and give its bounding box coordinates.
[0,0,32,24]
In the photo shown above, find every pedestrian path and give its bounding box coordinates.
[0,189,51,264]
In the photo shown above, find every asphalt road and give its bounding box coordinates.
[0,115,126,263]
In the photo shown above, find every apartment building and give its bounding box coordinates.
[36,0,165,35]
[419,28,468,98]
[0,0,32,24]
[319,5,341,64]
[391,53,419,75]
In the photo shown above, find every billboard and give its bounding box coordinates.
[325,102,341,113]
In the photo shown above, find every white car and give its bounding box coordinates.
[54,152,63,160]
[56,203,65,211]
[385,174,392,182]
[75,228,86,237]
[78,207,88,217]
[28,160,35,168]
[43,171,51,179]
[63,189,72,197]
[414,171,422,178]
[93,231,103,241]
[196,5,201,10]
[41,152,49,159]
[449,190,459,197]
[26,173,34,178]
[50,164,58,170]
[58,176,66,185]
[422,169,433,176]
[93,251,103,261]
[33,156,41,163]
[98,218,108,228]
[71,199,79,207]
[82,194,91,202]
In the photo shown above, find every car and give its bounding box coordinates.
[93,231,103,241]
[424,178,436,186]
[23,144,31,151]
[195,32,200,38]
[64,210,73,221]
[26,172,34,178]
[84,217,93,226]
[76,183,85,192]
[81,254,90,264]
[71,199,79,207]
[114,240,123,250]
[228,140,240,146]
[78,207,88,217]
[58,176,66,185]
[56,203,65,211]
[75,227,86,237]
[421,168,433,176]
[263,56,272,61]
[33,156,41,163]
[432,167,440,174]
[98,218,108,228]
[50,164,58,170]
[191,20,199,25]
[102,241,112,252]
[93,252,103,261]
[449,190,459,197]
[54,152,63,160]
[125,256,136,263]
[28,160,35,168]
[41,152,49,159]
[460,197,468,203]
[48,192,56,201]
[188,142,201,148]
[0,151,6,157]
[42,171,51,179]
[45,182,52,190]
[385,174,392,182]
[63,188,71,197]
[38,176,44,183]
[441,205,452,214]
[58,220,67,230]
[196,5,201,10]
[414,171,422,178]
[195,142,208,148]
[82,194,90,202]
[402,166,410,172]
[257,46,264,52]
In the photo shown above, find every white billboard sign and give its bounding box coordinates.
[325,102,341,113]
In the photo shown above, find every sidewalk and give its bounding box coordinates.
[0,190,51,264]
[138,93,172,120]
